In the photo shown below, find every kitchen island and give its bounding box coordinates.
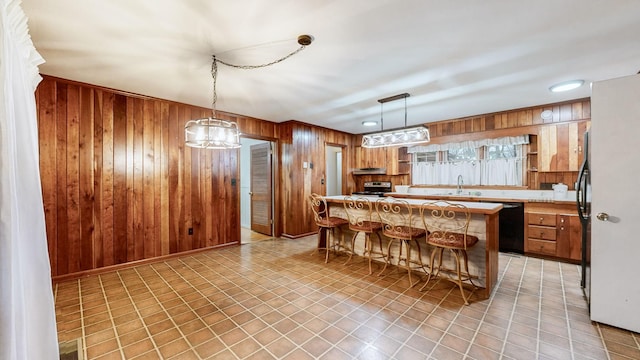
[322,195,502,299]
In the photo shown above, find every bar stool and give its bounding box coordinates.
[342,196,385,275]
[376,198,427,288]
[420,201,479,305]
[308,193,349,263]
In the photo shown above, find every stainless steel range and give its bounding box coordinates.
[352,181,392,197]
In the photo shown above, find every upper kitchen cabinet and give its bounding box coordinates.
[538,122,587,172]
[355,146,410,175]
[355,146,387,169]
[386,146,410,175]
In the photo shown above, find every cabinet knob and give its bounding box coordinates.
[560,218,565,223]
[540,232,544,238]
[560,226,565,231]
[539,217,544,223]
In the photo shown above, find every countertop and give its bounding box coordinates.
[384,188,578,205]
[324,195,503,215]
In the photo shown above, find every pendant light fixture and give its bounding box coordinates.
[185,35,314,149]
[361,93,430,148]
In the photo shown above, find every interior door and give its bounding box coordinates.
[250,143,273,235]
[590,73,640,332]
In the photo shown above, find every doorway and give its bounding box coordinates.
[325,145,344,196]
[240,138,274,243]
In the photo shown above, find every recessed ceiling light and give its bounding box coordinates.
[549,80,585,93]
[362,120,378,127]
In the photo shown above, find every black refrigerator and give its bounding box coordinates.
[576,130,591,308]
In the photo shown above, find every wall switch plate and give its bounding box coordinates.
[303,162,308,169]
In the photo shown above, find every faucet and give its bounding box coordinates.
[456,175,463,195]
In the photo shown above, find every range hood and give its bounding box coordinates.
[352,167,387,175]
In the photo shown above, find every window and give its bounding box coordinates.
[408,136,529,186]
[415,151,437,163]
[447,147,477,162]
[486,144,516,159]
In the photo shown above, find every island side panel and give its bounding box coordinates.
[484,212,499,299]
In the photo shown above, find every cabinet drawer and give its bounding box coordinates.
[528,213,556,226]
[527,239,557,256]
[528,225,557,241]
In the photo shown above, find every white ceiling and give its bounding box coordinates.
[21,0,640,134]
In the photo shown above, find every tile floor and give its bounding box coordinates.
[54,235,640,359]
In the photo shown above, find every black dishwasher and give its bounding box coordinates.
[493,202,524,254]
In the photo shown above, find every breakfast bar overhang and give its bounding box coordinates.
[322,195,503,300]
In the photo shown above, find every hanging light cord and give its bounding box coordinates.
[210,43,309,117]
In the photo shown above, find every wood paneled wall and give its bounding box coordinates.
[278,121,355,238]
[38,77,241,277]
[427,99,590,138]
[37,76,355,277]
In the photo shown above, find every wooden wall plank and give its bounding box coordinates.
[160,102,170,256]
[55,84,69,275]
[168,104,180,254]
[79,87,94,271]
[142,99,155,259]
[125,97,135,261]
[93,90,104,269]
[66,84,81,273]
[37,79,57,275]
[113,94,128,264]
[101,92,115,266]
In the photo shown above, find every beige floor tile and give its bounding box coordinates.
[52,235,635,360]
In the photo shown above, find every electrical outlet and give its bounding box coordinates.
[188,228,193,235]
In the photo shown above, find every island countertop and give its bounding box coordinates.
[323,195,504,214]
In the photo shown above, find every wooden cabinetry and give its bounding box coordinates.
[539,123,583,172]
[355,146,387,169]
[527,134,538,188]
[355,146,410,175]
[524,202,581,262]
[386,146,410,175]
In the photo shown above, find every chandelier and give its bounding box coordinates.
[185,35,314,149]
[361,93,430,148]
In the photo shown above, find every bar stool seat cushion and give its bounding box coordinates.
[349,221,383,232]
[428,232,478,248]
[385,225,426,240]
[317,217,348,228]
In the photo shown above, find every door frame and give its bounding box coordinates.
[325,142,347,195]
[240,135,280,238]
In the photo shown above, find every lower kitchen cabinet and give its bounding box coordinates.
[524,202,581,262]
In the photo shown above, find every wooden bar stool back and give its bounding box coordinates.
[376,198,427,288]
[309,194,348,263]
[420,201,479,305]
[343,196,385,274]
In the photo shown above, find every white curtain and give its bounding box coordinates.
[0,1,59,360]
[410,136,528,186]
[407,135,529,153]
